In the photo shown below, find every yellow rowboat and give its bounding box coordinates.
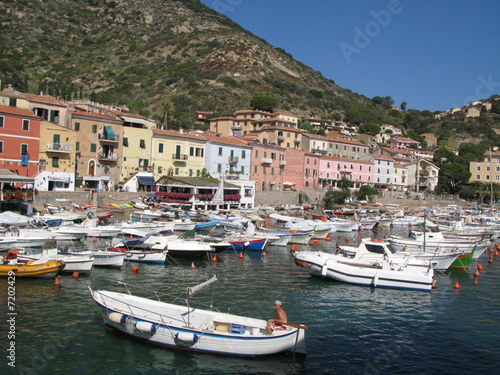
[0,259,66,277]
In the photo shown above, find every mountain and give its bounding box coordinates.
[1,0,396,125]
[1,0,499,150]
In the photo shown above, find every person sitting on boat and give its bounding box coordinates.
[4,249,19,265]
[267,300,288,334]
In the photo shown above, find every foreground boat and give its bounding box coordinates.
[293,239,435,292]
[89,276,307,356]
[18,247,94,274]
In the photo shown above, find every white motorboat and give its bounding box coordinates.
[293,238,435,292]
[339,238,459,271]
[89,275,307,356]
[18,246,94,273]
[0,237,16,251]
[73,250,125,268]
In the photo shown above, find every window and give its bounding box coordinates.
[123,137,129,147]
[218,147,223,156]
[140,139,146,149]
[189,169,193,176]
[22,119,29,131]
[9,98,17,107]
[52,157,59,168]
[241,150,246,159]
[255,150,258,157]
[158,143,164,153]
[76,142,80,151]
[254,165,257,173]
[0,116,4,127]
[0,141,3,152]
[217,164,222,172]
[175,167,179,175]
[92,124,97,133]
[21,144,28,155]
[90,143,97,153]
[476,175,480,179]
[476,166,481,171]
[74,122,80,131]
[190,147,194,156]
[196,170,201,177]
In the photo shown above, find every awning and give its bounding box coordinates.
[121,116,150,125]
[283,181,295,185]
[137,176,156,185]
[83,176,100,181]
[104,126,116,139]
[0,169,35,184]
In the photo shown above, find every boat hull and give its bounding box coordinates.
[110,249,167,264]
[294,251,433,292]
[90,289,306,356]
[0,260,65,277]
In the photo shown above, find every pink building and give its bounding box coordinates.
[319,155,375,188]
[282,149,319,190]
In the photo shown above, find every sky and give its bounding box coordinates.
[199,0,500,112]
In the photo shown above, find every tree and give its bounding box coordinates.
[400,102,407,111]
[324,188,351,208]
[359,121,381,136]
[250,95,279,112]
[436,163,471,194]
[357,185,379,201]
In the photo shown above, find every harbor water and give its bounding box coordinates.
[1,230,499,375]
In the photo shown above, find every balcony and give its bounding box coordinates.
[98,134,119,143]
[231,124,242,130]
[277,135,285,141]
[419,170,429,177]
[172,154,188,163]
[45,143,71,154]
[279,159,287,166]
[98,153,118,161]
[228,156,239,165]
[261,157,272,165]
[294,138,301,144]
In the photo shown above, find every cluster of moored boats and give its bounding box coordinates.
[2,202,499,356]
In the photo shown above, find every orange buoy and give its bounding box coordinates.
[72,272,79,278]
[129,234,133,239]
[473,278,479,284]
[54,276,61,286]
[291,244,298,251]
[313,239,320,244]
[454,281,460,289]
[474,270,481,277]
[262,251,267,257]
[93,236,97,243]
[238,252,244,259]
[308,241,313,246]
[345,237,350,243]
[190,262,196,269]
[477,264,483,271]
[488,256,493,263]
[495,250,499,256]
[132,266,139,273]
[211,255,217,262]
[325,237,331,241]
[431,280,437,289]
[209,230,214,235]
[494,243,500,248]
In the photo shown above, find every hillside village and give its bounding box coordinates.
[0,85,499,209]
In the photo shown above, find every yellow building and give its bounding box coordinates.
[470,150,500,184]
[151,129,207,178]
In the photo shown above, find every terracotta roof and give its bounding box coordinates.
[331,136,367,146]
[0,105,41,118]
[321,155,374,164]
[390,136,420,143]
[152,129,206,141]
[70,109,121,121]
[202,132,250,147]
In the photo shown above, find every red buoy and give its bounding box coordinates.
[238,252,244,259]
[132,266,139,273]
[474,270,481,277]
[431,280,437,289]
[454,281,460,289]
[72,272,79,278]
[54,276,61,286]
[473,278,479,284]
[190,262,196,269]
[325,237,331,241]
[262,251,267,257]
[211,255,217,262]
[477,264,484,271]
[488,256,493,263]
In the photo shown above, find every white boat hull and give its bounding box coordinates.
[90,289,306,356]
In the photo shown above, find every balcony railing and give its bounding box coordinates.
[277,135,285,141]
[98,134,120,142]
[261,157,272,164]
[294,138,301,143]
[98,153,118,161]
[228,156,239,164]
[279,159,287,166]
[172,154,188,161]
[45,143,71,153]
[231,124,242,130]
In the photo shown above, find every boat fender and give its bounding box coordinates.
[135,321,158,332]
[174,332,199,347]
[109,312,126,324]
[373,272,379,287]
[321,264,328,277]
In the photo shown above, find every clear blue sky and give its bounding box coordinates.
[199,0,500,112]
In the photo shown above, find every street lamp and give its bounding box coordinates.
[490,146,498,209]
